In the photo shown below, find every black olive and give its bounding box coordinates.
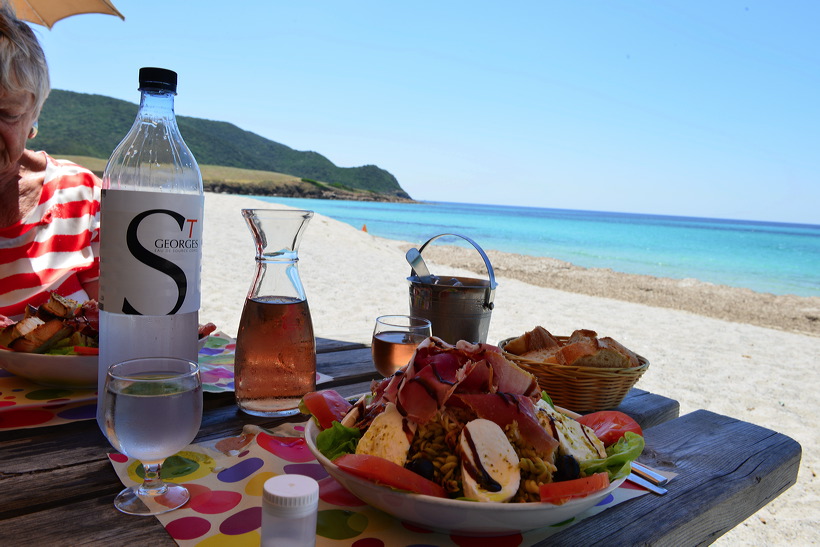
[553,454,580,482]
[406,458,436,480]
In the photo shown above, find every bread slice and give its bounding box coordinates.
[598,337,640,368]
[520,347,565,365]
[560,330,640,369]
[39,293,80,319]
[570,347,635,368]
[0,317,45,348]
[566,329,599,344]
[504,326,561,355]
[9,319,73,353]
[561,338,640,368]
[558,338,601,366]
[505,327,640,369]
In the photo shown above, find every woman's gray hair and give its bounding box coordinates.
[0,2,50,116]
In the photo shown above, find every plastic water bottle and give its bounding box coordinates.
[96,67,204,429]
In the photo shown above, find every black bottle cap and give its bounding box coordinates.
[138,67,178,93]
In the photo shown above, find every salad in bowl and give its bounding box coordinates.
[0,294,99,387]
[0,293,216,388]
[301,336,644,535]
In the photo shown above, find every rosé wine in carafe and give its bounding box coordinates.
[234,209,316,417]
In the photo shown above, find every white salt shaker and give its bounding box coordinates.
[262,474,319,547]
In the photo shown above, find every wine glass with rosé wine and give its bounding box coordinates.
[102,357,203,516]
[371,315,432,377]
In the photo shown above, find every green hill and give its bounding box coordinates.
[35,89,410,200]
[56,155,387,201]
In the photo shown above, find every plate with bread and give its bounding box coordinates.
[499,327,649,413]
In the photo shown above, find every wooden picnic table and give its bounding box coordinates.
[0,337,800,546]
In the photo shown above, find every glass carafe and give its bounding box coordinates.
[234,209,316,417]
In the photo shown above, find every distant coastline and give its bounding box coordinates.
[203,180,416,203]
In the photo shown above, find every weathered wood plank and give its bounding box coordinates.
[0,495,174,546]
[538,410,801,546]
[317,346,378,380]
[315,336,367,353]
[615,388,680,429]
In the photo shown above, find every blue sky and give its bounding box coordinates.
[29,1,819,225]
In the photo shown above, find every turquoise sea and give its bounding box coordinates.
[251,197,820,298]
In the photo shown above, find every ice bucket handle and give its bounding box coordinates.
[416,233,497,309]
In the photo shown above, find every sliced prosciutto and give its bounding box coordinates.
[356,337,551,434]
[483,348,540,399]
[457,357,493,393]
[392,339,475,423]
[452,340,540,399]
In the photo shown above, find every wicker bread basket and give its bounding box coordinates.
[498,336,649,413]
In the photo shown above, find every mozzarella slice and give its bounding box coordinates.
[340,393,367,428]
[355,402,413,466]
[459,419,520,502]
[535,399,606,461]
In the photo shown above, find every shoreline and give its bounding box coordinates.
[250,194,819,303]
[413,245,820,338]
[204,184,415,203]
[201,193,818,546]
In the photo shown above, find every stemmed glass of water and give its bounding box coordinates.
[102,357,203,515]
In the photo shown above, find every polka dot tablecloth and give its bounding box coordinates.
[0,332,332,431]
[0,372,97,429]
[109,424,651,547]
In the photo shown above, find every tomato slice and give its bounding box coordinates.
[539,472,610,505]
[576,410,643,446]
[72,346,99,355]
[301,390,352,430]
[334,453,447,498]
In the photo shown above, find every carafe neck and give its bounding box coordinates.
[257,250,299,263]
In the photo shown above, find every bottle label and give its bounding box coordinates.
[99,189,203,315]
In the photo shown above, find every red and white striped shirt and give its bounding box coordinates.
[0,154,101,320]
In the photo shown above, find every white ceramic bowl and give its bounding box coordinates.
[304,420,625,537]
[0,348,97,388]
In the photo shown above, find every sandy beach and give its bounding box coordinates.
[202,192,819,546]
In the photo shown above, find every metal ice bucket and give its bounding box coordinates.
[407,234,497,344]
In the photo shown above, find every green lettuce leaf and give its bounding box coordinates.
[45,346,76,355]
[316,421,361,461]
[579,431,645,481]
[540,390,554,408]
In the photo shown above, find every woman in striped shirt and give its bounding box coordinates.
[0,4,101,324]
